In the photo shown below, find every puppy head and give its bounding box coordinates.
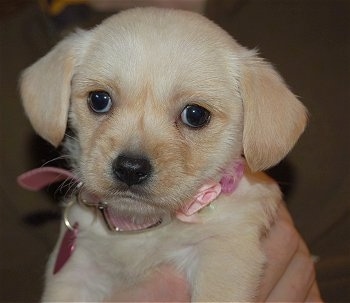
[20,8,307,218]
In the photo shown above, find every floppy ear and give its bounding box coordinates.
[20,32,87,147]
[240,54,308,171]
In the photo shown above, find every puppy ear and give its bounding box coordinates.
[240,53,308,171]
[20,32,87,147]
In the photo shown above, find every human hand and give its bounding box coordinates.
[105,203,322,302]
[257,203,323,302]
[104,264,189,302]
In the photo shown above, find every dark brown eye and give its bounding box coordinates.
[181,104,210,128]
[88,91,112,114]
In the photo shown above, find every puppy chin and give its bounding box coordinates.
[103,192,170,219]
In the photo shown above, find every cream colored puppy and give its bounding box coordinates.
[20,7,307,302]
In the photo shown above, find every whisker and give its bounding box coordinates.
[65,133,79,143]
[57,178,80,196]
[40,155,70,167]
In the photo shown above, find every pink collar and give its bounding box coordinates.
[17,160,244,228]
[176,160,244,223]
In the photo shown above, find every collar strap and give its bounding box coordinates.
[176,160,244,223]
[17,160,244,229]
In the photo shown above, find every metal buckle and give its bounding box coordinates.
[97,202,172,233]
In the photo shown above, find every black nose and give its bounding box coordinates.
[112,155,152,186]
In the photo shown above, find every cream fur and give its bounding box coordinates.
[20,8,307,302]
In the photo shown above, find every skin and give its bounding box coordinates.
[105,203,323,302]
[257,203,322,302]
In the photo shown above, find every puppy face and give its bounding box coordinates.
[20,8,307,219]
[69,10,244,217]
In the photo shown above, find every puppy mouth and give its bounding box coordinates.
[78,186,170,232]
[102,205,167,232]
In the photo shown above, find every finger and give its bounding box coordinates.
[296,234,324,302]
[154,265,190,301]
[277,201,294,224]
[105,265,189,302]
[293,232,324,302]
[306,281,323,302]
[266,240,316,302]
[258,204,299,300]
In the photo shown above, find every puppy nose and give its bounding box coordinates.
[112,155,152,186]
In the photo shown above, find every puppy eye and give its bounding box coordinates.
[88,91,113,114]
[181,104,211,128]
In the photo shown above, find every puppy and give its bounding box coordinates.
[20,7,307,302]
